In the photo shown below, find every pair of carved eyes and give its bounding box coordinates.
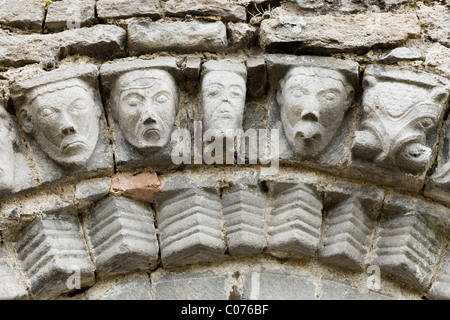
[206,85,244,99]
[364,105,436,130]
[289,88,339,101]
[38,100,87,118]
[125,92,171,107]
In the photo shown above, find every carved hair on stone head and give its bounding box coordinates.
[109,68,180,122]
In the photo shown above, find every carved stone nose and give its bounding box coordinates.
[61,126,76,135]
[143,117,157,125]
[301,110,319,122]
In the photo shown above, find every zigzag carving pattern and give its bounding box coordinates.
[15,215,95,298]
[428,249,450,299]
[87,195,159,276]
[373,213,441,288]
[0,249,28,300]
[319,197,375,269]
[267,182,323,258]
[222,185,265,255]
[156,180,226,267]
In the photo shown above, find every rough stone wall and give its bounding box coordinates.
[0,0,449,300]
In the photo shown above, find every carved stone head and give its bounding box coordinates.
[352,66,449,174]
[17,77,102,167]
[110,69,179,153]
[277,66,355,158]
[0,104,15,191]
[201,62,247,136]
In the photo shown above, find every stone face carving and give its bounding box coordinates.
[0,105,15,192]
[201,61,247,137]
[110,69,179,153]
[277,66,355,158]
[352,66,449,174]
[14,65,102,168]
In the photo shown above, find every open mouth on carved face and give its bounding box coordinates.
[142,127,161,142]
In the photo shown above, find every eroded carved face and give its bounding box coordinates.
[278,67,353,158]
[202,71,246,135]
[112,70,177,153]
[0,109,15,191]
[352,78,448,174]
[20,79,101,167]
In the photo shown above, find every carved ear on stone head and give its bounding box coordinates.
[345,87,355,109]
[18,107,33,134]
[430,87,449,106]
[362,75,377,89]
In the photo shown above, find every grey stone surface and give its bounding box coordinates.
[151,271,228,300]
[46,0,96,31]
[267,181,323,258]
[222,172,265,255]
[246,57,266,98]
[259,9,420,54]
[155,176,226,267]
[228,22,257,49]
[128,20,227,55]
[183,57,202,85]
[0,25,126,67]
[0,249,28,300]
[164,0,247,22]
[88,274,153,300]
[86,195,159,276]
[12,64,114,184]
[379,47,422,64]
[373,213,441,288]
[15,214,95,298]
[75,177,111,202]
[97,0,161,20]
[428,249,450,300]
[0,0,44,30]
[417,3,450,48]
[351,65,449,188]
[425,43,450,78]
[321,279,391,300]
[242,269,317,300]
[319,197,375,269]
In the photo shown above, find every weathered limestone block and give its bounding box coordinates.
[100,57,183,169]
[155,176,226,267]
[425,43,450,78]
[15,215,95,298]
[373,213,441,288]
[321,279,391,300]
[86,195,159,277]
[267,54,359,166]
[11,64,114,184]
[201,60,247,140]
[351,65,449,189]
[0,100,35,197]
[228,22,257,49]
[246,57,266,98]
[222,173,265,255]
[97,0,161,20]
[267,181,323,258]
[242,268,317,300]
[379,47,422,64]
[110,172,161,203]
[128,20,227,55]
[319,198,376,269]
[46,0,96,31]
[151,270,228,300]
[417,3,450,48]
[0,0,44,30]
[428,250,450,300]
[87,274,153,300]
[75,177,111,203]
[182,57,202,85]
[0,25,126,67]
[0,249,28,300]
[164,0,246,22]
[259,9,420,54]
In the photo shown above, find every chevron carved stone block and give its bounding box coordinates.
[15,215,95,298]
[222,173,265,255]
[86,195,159,277]
[155,176,226,267]
[319,197,376,269]
[0,249,28,300]
[428,249,450,300]
[267,181,323,258]
[373,213,441,288]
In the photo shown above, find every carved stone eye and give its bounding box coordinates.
[154,92,169,104]
[72,100,87,111]
[323,92,337,101]
[126,97,142,107]
[229,87,243,98]
[419,118,434,129]
[291,88,303,98]
[39,107,53,118]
